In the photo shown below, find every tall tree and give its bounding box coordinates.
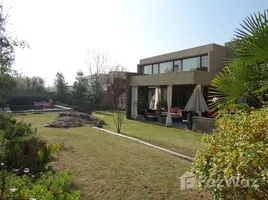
[54,72,67,97]
[72,70,88,100]
[86,50,110,109]
[13,75,46,92]
[29,76,45,92]
[0,5,27,107]
[106,65,129,133]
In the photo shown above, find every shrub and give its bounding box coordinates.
[0,111,80,199]
[38,143,63,171]
[0,169,80,199]
[0,113,61,173]
[192,107,268,199]
[0,113,17,130]
[4,136,46,173]
[91,112,105,126]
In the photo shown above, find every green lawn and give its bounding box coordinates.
[16,112,210,200]
[97,111,203,157]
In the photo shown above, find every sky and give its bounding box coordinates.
[3,0,268,86]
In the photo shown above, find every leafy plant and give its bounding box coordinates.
[54,72,68,97]
[72,70,89,100]
[0,113,61,173]
[38,143,63,171]
[156,101,167,110]
[91,112,105,126]
[1,170,80,200]
[160,101,168,109]
[0,4,27,95]
[210,10,268,113]
[156,100,161,110]
[0,112,79,199]
[91,112,103,122]
[227,9,268,65]
[192,107,268,199]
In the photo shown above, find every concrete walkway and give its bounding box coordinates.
[92,127,194,162]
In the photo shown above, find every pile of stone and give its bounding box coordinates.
[45,112,104,128]
[58,112,91,121]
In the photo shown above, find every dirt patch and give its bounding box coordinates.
[45,112,103,128]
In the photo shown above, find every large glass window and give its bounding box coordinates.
[153,64,159,74]
[201,55,208,71]
[143,65,152,74]
[143,55,208,74]
[182,57,200,71]
[159,61,173,73]
[174,60,182,72]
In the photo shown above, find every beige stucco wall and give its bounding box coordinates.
[132,43,226,87]
[130,71,217,86]
[138,43,226,73]
[140,44,215,65]
[208,44,226,72]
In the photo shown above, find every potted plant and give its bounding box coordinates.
[156,100,161,113]
[160,100,168,111]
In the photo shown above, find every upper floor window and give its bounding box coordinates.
[174,60,182,72]
[153,64,159,74]
[182,57,200,71]
[159,61,173,74]
[141,54,208,74]
[201,55,208,71]
[143,65,152,74]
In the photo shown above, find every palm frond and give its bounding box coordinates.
[227,9,268,64]
[209,61,265,112]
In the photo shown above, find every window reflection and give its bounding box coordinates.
[159,62,173,74]
[201,55,208,71]
[142,54,208,74]
[143,65,152,74]
[153,64,158,74]
[182,57,200,71]
[174,60,182,72]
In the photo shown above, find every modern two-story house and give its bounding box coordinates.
[127,43,227,121]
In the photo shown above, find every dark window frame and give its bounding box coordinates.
[174,60,182,72]
[200,55,208,71]
[143,64,153,74]
[141,54,208,74]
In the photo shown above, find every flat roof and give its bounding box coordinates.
[139,43,226,65]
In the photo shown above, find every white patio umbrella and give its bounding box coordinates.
[154,87,161,109]
[184,85,208,116]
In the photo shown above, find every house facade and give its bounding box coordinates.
[127,43,227,120]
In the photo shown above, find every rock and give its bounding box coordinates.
[93,123,103,128]
[45,112,92,128]
[92,120,104,128]
[58,112,92,121]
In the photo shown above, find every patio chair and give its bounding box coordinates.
[171,107,183,122]
[144,109,158,121]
